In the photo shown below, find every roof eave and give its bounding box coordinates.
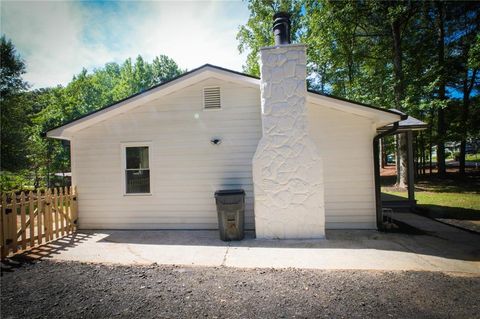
[306,92,402,127]
[45,65,260,138]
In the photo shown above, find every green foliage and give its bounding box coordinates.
[0,36,184,190]
[237,0,304,76]
[0,170,34,192]
[238,0,480,176]
[0,36,31,172]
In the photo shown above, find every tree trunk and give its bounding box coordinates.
[436,1,447,177]
[391,17,408,188]
[381,138,386,168]
[459,65,477,175]
[397,134,409,188]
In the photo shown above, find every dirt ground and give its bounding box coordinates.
[1,260,479,319]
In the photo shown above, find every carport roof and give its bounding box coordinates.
[377,109,428,132]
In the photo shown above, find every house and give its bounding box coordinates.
[46,13,408,239]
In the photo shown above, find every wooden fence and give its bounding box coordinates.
[0,186,78,259]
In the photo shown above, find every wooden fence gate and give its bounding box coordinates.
[0,187,78,259]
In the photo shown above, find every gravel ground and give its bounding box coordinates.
[1,260,479,319]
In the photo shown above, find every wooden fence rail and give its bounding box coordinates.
[0,186,77,260]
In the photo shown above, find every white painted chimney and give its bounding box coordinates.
[252,12,325,239]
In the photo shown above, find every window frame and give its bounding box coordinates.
[121,142,152,196]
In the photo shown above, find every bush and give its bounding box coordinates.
[452,151,460,161]
[0,171,36,192]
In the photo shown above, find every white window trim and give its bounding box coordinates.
[121,142,152,196]
[202,86,222,111]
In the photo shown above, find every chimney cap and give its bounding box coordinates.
[272,11,291,46]
[273,11,291,20]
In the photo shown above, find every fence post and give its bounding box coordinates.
[65,186,72,234]
[1,193,7,260]
[72,186,78,230]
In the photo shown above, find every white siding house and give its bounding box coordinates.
[47,63,401,235]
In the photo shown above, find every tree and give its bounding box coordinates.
[435,1,448,177]
[237,0,304,76]
[21,53,185,189]
[450,5,480,174]
[0,36,30,172]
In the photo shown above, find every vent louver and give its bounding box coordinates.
[203,87,221,109]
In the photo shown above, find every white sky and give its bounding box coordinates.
[1,1,251,88]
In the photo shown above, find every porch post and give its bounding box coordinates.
[407,130,415,202]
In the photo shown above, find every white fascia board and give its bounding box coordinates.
[46,66,260,140]
[306,92,401,128]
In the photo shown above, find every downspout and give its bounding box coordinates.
[373,121,399,230]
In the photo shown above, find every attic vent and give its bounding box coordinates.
[203,87,221,109]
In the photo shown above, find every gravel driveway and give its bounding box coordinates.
[1,260,479,319]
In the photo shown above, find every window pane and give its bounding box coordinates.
[126,170,150,193]
[126,147,149,169]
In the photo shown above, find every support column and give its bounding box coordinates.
[407,130,415,202]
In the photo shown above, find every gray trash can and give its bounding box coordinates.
[214,189,245,241]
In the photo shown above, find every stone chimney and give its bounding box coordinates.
[252,12,325,239]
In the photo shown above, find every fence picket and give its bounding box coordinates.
[53,188,59,239]
[59,188,65,236]
[20,192,27,250]
[0,187,77,258]
[46,189,52,241]
[37,189,43,245]
[11,192,18,253]
[28,191,34,247]
[1,193,7,260]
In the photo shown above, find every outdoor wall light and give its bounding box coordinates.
[210,138,222,145]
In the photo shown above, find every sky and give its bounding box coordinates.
[1,1,251,89]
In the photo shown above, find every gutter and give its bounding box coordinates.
[373,121,399,230]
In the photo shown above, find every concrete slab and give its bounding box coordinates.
[20,227,480,274]
[386,212,480,244]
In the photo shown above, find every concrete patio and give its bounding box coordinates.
[18,215,480,274]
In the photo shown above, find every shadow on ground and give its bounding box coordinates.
[88,227,480,262]
[1,232,93,274]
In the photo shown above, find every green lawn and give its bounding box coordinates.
[466,153,480,162]
[386,191,479,219]
[383,171,480,220]
[388,191,479,210]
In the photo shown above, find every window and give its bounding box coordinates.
[124,146,150,194]
[203,87,221,109]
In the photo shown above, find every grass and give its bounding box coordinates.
[466,153,480,163]
[385,191,480,220]
[382,171,480,220]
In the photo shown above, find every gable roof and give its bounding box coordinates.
[46,64,402,139]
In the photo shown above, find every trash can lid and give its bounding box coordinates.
[215,189,245,196]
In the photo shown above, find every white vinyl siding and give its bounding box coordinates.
[72,78,260,230]
[307,101,376,229]
[71,78,377,230]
